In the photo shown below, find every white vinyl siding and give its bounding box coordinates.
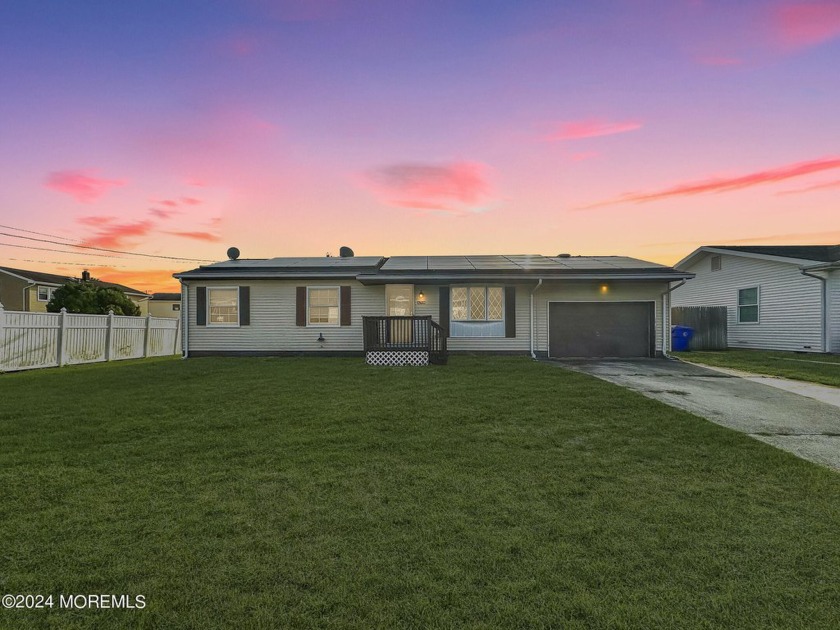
[673,253,824,352]
[188,280,382,352]
[828,270,840,353]
[533,282,667,355]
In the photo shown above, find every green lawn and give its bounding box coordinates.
[1,357,839,629]
[679,349,840,387]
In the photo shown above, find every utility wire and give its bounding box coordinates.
[6,257,137,269]
[0,240,129,259]
[0,223,86,243]
[0,230,215,263]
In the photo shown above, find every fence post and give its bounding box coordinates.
[57,307,68,367]
[143,314,152,358]
[0,302,5,369]
[104,310,114,362]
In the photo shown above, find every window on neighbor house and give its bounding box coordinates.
[308,287,339,325]
[37,286,54,301]
[711,255,722,272]
[207,287,239,325]
[172,303,181,312]
[451,287,504,321]
[737,287,759,323]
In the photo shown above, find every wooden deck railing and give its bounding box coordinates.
[362,316,448,364]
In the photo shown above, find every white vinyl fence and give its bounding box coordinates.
[0,304,181,372]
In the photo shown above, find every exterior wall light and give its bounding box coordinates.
[416,291,426,304]
[599,284,609,294]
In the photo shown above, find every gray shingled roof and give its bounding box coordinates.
[709,245,840,263]
[0,266,148,296]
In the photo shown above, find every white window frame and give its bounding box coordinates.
[711,255,722,272]
[307,286,341,327]
[37,286,55,302]
[737,286,760,325]
[451,286,505,322]
[207,287,240,327]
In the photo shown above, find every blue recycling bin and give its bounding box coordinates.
[671,325,694,352]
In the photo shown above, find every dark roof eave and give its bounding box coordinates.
[174,271,371,280]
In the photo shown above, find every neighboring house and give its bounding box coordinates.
[174,252,692,361]
[673,245,840,353]
[0,266,150,315]
[149,292,182,318]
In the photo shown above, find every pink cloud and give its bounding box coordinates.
[581,156,840,208]
[546,119,642,141]
[362,161,491,213]
[45,170,126,203]
[148,208,179,219]
[79,218,155,248]
[774,2,840,49]
[166,231,221,242]
[180,197,202,205]
[776,178,840,195]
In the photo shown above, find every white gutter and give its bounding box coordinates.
[181,280,189,358]
[529,278,543,359]
[660,280,687,358]
[800,268,828,353]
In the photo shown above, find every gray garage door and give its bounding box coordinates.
[548,302,655,358]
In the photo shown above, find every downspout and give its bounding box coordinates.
[801,268,828,353]
[529,278,543,359]
[181,280,189,358]
[660,280,686,358]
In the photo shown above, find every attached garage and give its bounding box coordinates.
[548,301,656,358]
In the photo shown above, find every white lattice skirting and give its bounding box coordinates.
[366,351,429,366]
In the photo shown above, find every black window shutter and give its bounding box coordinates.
[340,286,352,326]
[239,286,250,325]
[296,287,306,326]
[196,287,207,326]
[439,286,450,336]
[505,286,516,338]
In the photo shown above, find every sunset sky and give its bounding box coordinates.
[1,0,839,293]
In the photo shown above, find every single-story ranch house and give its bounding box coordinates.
[174,251,692,364]
[673,245,840,353]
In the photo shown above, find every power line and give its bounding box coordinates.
[0,230,215,263]
[0,240,129,259]
[0,223,85,243]
[6,257,137,269]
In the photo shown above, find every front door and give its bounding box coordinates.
[386,284,414,344]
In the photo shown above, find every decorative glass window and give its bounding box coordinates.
[711,255,722,272]
[37,286,54,301]
[308,287,339,325]
[208,287,239,325]
[452,287,504,321]
[737,287,759,323]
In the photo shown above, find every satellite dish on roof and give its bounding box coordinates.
[339,246,355,258]
[227,247,240,260]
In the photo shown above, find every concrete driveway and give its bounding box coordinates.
[553,358,840,471]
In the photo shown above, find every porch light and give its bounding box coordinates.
[416,291,426,304]
[599,284,609,294]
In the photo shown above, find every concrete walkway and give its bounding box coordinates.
[551,358,840,471]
